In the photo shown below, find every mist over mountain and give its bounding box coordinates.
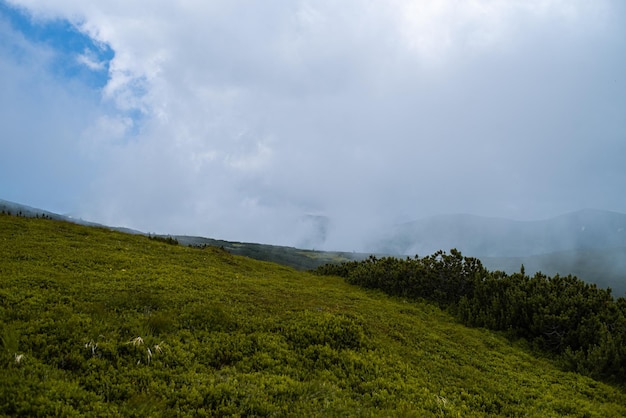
[373,209,626,258]
[295,214,330,250]
[5,199,626,260]
[479,247,626,296]
[368,209,626,296]
[3,198,625,294]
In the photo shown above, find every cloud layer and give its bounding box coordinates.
[2,0,625,250]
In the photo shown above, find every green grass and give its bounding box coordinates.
[1,215,625,416]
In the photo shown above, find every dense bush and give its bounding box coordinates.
[316,250,626,383]
[148,234,179,245]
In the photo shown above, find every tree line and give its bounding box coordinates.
[314,249,626,383]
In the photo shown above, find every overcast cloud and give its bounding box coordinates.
[1,0,625,251]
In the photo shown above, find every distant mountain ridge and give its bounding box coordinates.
[480,247,626,297]
[3,198,624,294]
[374,209,626,258]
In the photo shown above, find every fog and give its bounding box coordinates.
[1,1,626,251]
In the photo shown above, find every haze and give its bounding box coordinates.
[1,0,625,251]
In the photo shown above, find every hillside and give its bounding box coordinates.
[174,235,370,271]
[0,198,367,271]
[1,214,626,416]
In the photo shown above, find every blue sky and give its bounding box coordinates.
[1,0,626,251]
[0,1,112,87]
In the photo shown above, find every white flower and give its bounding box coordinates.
[85,340,98,355]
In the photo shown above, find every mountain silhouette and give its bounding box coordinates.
[374,209,626,257]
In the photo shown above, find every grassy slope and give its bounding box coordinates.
[1,215,625,417]
[176,236,626,296]
[175,235,370,271]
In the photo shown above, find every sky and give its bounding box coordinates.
[1,0,625,251]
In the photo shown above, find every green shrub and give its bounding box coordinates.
[181,302,237,332]
[282,310,366,351]
[146,312,175,336]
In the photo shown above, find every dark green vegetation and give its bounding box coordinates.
[481,247,626,297]
[373,210,626,297]
[316,251,626,384]
[2,214,626,416]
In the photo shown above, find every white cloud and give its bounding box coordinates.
[3,0,626,250]
[76,47,105,70]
